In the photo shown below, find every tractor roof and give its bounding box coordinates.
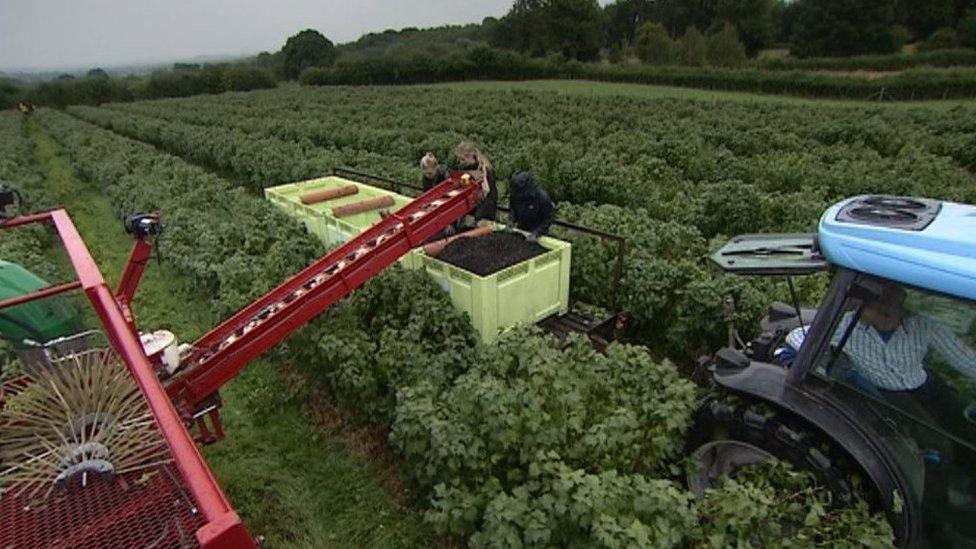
[819,195,976,301]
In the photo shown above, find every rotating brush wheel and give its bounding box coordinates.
[0,348,171,501]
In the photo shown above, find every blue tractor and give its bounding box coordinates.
[689,196,976,547]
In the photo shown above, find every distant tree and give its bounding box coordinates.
[770,0,801,44]
[633,22,674,64]
[0,78,20,110]
[959,9,976,49]
[715,0,773,56]
[492,0,605,61]
[280,29,336,80]
[549,0,606,60]
[895,0,957,40]
[677,27,707,66]
[917,27,960,51]
[791,0,899,57]
[173,62,201,71]
[86,68,109,79]
[707,22,747,65]
[221,66,277,92]
[605,0,655,46]
[891,25,913,51]
[651,0,719,37]
[254,51,281,76]
[56,73,75,80]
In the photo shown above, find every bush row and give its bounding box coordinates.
[106,86,976,209]
[66,105,408,191]
[68,91,976,355]
[0,113,61,374]
[37,109,892,545]
[62,105,794,356]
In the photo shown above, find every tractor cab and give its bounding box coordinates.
[696,196,976,547]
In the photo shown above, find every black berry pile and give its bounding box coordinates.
[438,232,547,276]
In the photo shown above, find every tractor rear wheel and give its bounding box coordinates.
[684,394,867,507]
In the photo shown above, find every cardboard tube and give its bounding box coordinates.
[332,196,396,218]
[300,185,358,205]
[423,225,494,257]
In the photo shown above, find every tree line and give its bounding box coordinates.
[4,0,976,110]
[494,0,976,61]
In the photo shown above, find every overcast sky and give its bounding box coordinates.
[0,0,519,72]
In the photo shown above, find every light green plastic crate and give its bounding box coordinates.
[416,230,571,342]
[266,177,572,342]
[265,176,413,247]
[265,176,419,266]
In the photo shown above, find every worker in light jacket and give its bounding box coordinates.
[420,152,458,237]
[455,141,498,226]
[420,152,449,191]
[508,171,555,243]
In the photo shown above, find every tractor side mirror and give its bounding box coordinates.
[714,346,750,370]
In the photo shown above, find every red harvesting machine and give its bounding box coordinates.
[0,175,482,547]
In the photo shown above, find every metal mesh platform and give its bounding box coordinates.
[1,347,204,547]
[0,463,204,548]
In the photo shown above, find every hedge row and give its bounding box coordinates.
[298,46,976,100]
[758,49,976,72]
[27,66,277,109]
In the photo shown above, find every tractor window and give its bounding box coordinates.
[814,279,976,439]
[813,278,976,544]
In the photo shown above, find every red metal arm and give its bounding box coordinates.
[165,176,480,413]
[115,237,154,336]
[1,210,254,548]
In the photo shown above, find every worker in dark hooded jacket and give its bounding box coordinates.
[508,171,555,242]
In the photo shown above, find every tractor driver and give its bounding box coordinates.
[830,281,976,422]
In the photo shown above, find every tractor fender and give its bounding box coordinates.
[712,360,923,545]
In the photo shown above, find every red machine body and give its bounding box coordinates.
[0,175,481,547]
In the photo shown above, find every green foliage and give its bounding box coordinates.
[26,88,906,545]
[310,267,476,424]
[280,29,337,80]
[918,27,961,52]
[633,22,673,65]
[694,463,893,546]
[677,28,708,66]
[75,84,976,353]
[0,113,63,370]
[33,76,133,107]
[791,0,900,57]
[707,23,748,67]
[716,0,774,56]
[896,0,958,40]
[961,9,976,50]
[220,66,277,92]
[491,0,606,61]
[86,68,110,80]
[392,328,699,542]
[759,48,976,71]
[37,109,320,315]
[0,79,21,110]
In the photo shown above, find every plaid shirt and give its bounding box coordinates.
[832,312,976,391]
